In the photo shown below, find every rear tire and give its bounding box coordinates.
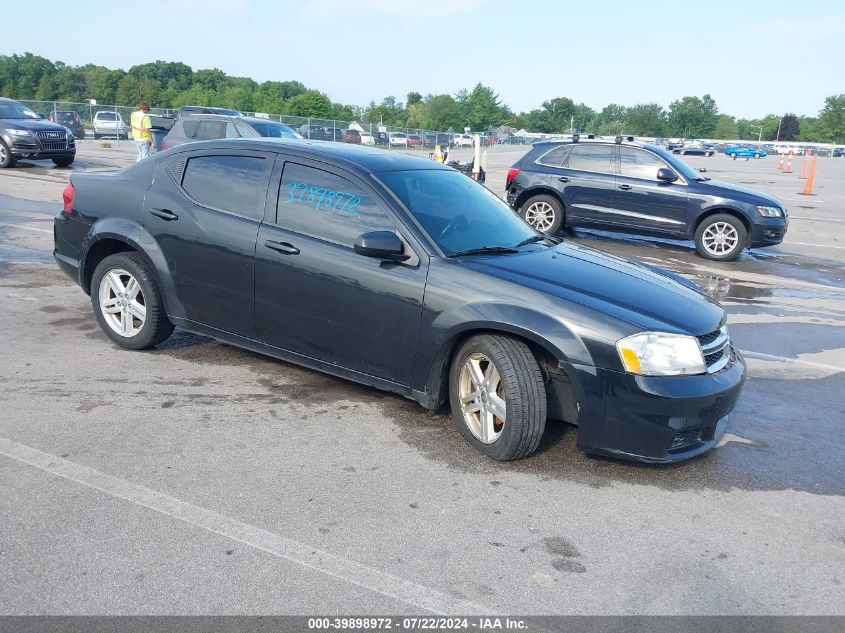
[0,139,17,168]
[449,334,546,461]
[520,194,564,234]
[730,152,737,158]
[90,253,174,349]
[694,213,747,261]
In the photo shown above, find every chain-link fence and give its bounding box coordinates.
[15,99,526,149]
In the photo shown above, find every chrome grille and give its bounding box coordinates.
[697,326,731,373]
[35,130,68,151]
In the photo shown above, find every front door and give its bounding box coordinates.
[614,146,689,235]
[254,158,428,386]
[143,150,273,337]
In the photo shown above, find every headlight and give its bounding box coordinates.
[757,205,783,217]
[616,332,706,376]
[7,129,31,137]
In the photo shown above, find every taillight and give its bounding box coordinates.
[162,137,167,150]
[62,182,74,213]
[506,167,520,184]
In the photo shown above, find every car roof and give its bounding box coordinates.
[531,138,664,152]
[167,138,452,174]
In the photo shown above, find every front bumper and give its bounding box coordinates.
[564,347,746,463]
[6,133,75,161]
[749,216,788,248]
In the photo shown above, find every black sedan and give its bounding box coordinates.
[53,139,745,463]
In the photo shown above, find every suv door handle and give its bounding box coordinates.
[264,240,300,255]
[150,208,178,221]
[557,177,570,183]
[618,184,633,191]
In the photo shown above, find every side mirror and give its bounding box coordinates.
[657,167,679,183]
[354,231,410,261]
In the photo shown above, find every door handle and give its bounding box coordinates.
[618,184,633,191]
[264,240,300,255]
[557,177,570,183]
[150,208,178,221]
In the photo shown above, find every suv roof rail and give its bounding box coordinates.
[615,135,636,143]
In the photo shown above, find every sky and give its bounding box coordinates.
[5,0,845,119]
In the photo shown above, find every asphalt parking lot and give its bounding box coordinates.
[0,142,843,616]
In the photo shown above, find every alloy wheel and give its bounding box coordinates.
[98,268,146,337]
[524,201,556,232]
[458,353,507,444]
[701,222,739,257]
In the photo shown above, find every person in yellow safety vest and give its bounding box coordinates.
[130,102,153,162]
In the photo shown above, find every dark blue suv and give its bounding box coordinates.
[506,137,788,261]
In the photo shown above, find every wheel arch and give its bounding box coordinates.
[514,187,565,215]
[691,207,752,243]
[418,318,589,422]
[80,221,182,317]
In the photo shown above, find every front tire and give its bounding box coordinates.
[694,214,747,261]
[90,253,174,349]
[753,153,760,158]
[520,194,564,234]
[449,334,546,461]
[0,139,17,168]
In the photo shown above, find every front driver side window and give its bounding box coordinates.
[619,147,667,180]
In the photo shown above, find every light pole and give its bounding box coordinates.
[748,124,762,147]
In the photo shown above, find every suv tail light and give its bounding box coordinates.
[62,182,74,213]
[506,167,520,184]
[162,137,167,150]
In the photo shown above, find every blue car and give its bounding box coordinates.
[725,145,766,158]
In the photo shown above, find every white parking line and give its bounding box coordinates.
[0,437,491,616]
[0,222,52,234]
[788,216,844,223]
[740,350,844,373]
[784,241,845,251]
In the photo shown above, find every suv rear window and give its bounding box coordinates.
[536,145,571,167]
[97,112,116,121]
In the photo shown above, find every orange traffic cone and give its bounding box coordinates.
[800,151,809,179]
[784,152,793,173]
[799,155,818,195]
[777,154,784,170]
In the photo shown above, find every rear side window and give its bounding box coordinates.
[181,155,269,220]
[619,147,667,180]
[276,162,393,247]
[197,120,238,139]
[182,119,200,138]
[536,145,571,167]
[566,145,614,173]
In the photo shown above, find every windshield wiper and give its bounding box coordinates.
[514,234,546,248]
[447,246,519,258]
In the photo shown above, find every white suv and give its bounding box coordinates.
[93,111,128,140]
[389,132,407,147]
[452,134,474,148]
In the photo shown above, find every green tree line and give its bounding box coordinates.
[2,53,843,141]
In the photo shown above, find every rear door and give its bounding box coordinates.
[544,144,616,226]
[143,149,273,337]
[613,146,689,235]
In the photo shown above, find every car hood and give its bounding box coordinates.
[1,118,70,133]
[461,242,724,335]
[696,178,782,207]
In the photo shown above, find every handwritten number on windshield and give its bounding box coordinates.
[284,182,361,218]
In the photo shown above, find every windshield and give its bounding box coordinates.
[647,145,705,180]
[0,101,39,120]
[250,121,302,139]
[378,169,537,255]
